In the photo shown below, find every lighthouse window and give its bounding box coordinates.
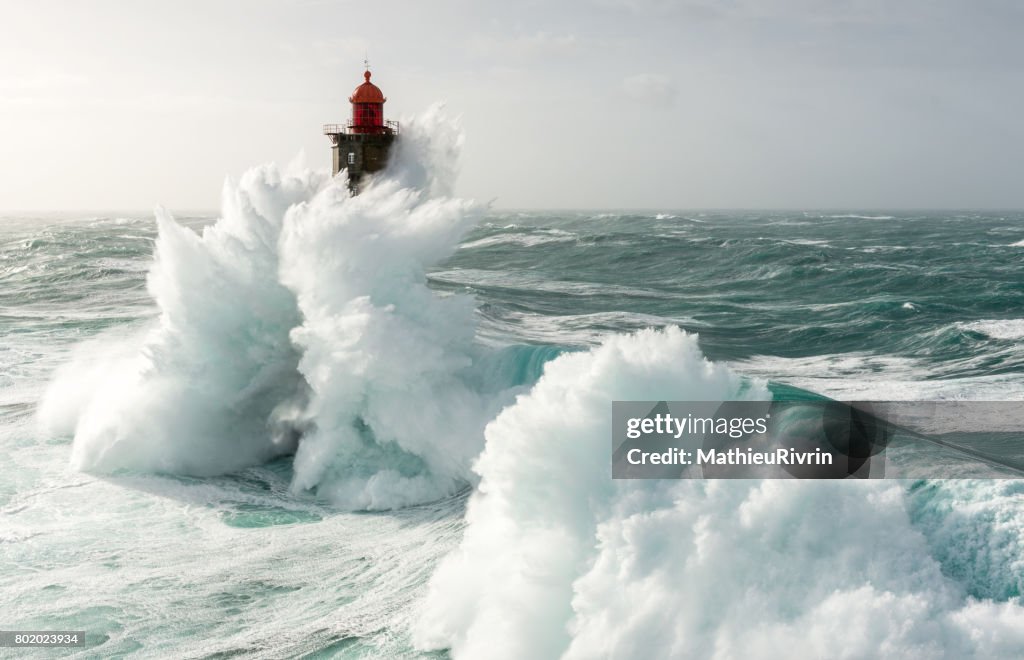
[347,153,355,165]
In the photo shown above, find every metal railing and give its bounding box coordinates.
[323,119,400,135]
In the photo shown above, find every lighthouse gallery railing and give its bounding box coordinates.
[323,120,400,135]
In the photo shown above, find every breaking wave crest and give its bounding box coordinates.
[41,106,537,509]
[43,166,315,477]
[413,329,1024,659]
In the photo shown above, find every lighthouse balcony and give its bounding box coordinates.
[323,120,400,136]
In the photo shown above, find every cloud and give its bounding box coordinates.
[622,72,677,107]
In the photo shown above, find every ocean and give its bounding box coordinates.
[2,114,1023,658]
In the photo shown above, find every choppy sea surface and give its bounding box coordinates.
[3,161,1024,657]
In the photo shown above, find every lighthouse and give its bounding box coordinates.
[323,66,399,193]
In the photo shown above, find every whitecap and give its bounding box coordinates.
[957,319,1024,340]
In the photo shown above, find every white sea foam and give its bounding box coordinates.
[276,113,510,508]
[415,326,768,658]
[782,238,831,247]
[957,319,1024,340]
[45,164,316,476]
[414,329,1024,659]
[731,352,1024,401]
[41,106,522,509]
[458,229,576,250]
[475,309,698,347]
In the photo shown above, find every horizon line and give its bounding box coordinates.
[3,206,1024,217]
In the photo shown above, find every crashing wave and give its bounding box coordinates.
[41,106,534,509]
[414,329,1024,659]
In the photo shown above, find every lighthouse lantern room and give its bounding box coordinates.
[323,66,399,193]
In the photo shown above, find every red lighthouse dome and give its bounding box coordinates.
[349,70,386,104]
[348,70,387,133]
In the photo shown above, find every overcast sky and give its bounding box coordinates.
[1,0,1022,210]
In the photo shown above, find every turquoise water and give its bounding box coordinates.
[443,211,1024,376]
[2,204,1024,658]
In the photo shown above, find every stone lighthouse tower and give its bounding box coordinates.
[323,66,399,193]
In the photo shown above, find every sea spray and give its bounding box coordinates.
[272,108,536,508]
[276,122,500,508]
[44,164,316,475]
[414,326,768,658]
[908,480,1024,601]
[413,328,1024,659]
[42,107,526,508]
